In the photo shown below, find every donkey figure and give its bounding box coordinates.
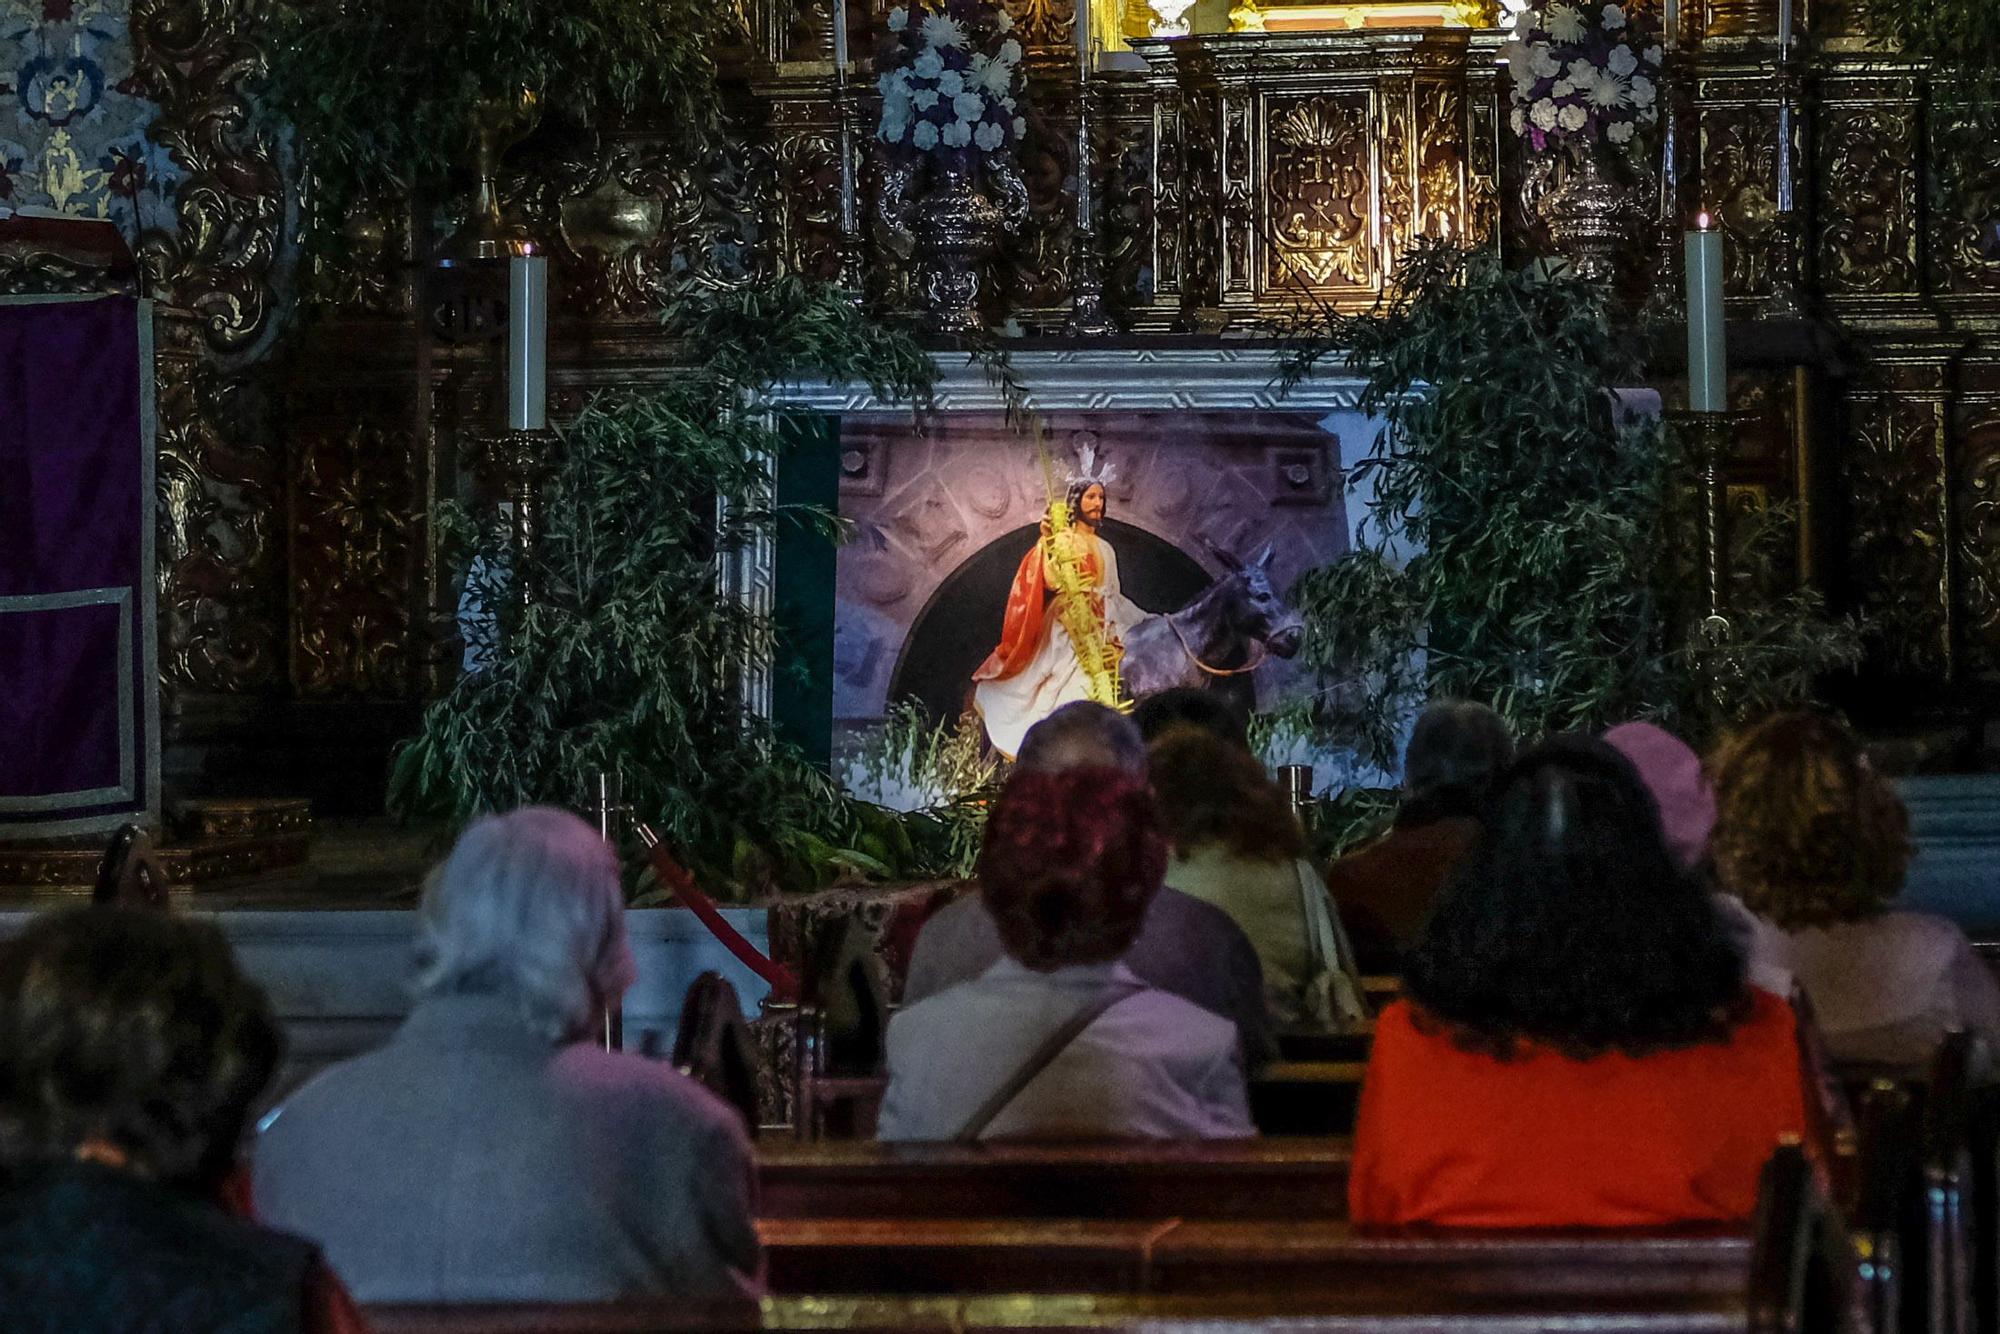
[1122,544,1305,700]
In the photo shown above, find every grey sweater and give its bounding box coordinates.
[252,992,763,1304]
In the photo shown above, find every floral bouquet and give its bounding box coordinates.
[877,0,1027,172]
[1500,0,1662,152]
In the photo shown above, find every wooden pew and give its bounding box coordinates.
[366,1290,1757,1334]
[757,1138,1353,1222]
[367,1149,1835,1333]
[1250,1059,1368,1136]
[759,1215,1757,1301]
[756,1147,1841,1313]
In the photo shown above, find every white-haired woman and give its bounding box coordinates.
[253,807,763,1304]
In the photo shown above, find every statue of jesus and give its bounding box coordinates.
[971,476,1149,759]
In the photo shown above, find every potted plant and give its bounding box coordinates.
[876,0,1031,334]
[1499,0,1664,280]
[262,0,727,258]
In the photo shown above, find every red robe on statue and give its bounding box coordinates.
[971,532,1137,758]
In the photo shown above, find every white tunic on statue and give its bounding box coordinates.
[973,532,1147,759]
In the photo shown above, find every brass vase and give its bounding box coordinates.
[1535,143,1633,283]
[437,88,544,264]
[913,165,1005,336]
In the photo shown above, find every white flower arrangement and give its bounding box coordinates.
[1499,0,1662,152]
[878,0,1025,170]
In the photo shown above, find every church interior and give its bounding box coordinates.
[5,0,2000,1326]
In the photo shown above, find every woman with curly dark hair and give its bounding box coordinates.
[1711,711,2000,1074]
[0,907,366,1331]
[1349,738,1808,1227]
[878,766,1254,1141]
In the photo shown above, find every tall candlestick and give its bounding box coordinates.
[507,254,548,432]
[833,0,849,70]
[1775,99,1794,213]
[1685,213,1727,414]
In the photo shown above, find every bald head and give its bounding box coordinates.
[1016,701,1146,776]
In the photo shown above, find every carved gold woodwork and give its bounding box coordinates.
[0,226,138,297]
[1844,343,1968,682]
[289,419,424,698]
[1933,105,2000,306]
[302,192,415,317]
[129,0,288,366]
[1228,0,1496,34]
[1955,384,2000,679]
[1694,75,1786,301]
[1813,63,1925,325]
[765,92,847,287]
[127,0,291,714]
[153,308,283,701]
[1136,29,1500,325]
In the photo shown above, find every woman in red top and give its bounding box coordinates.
[1349,736,1809,1228]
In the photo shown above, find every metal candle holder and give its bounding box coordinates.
[1642,50,1691,325]
[463,427,558,603]
[832,0,866,298]
[1066,19,1116,336]
[1760,51,1810,318]
[1665,410,1753,710]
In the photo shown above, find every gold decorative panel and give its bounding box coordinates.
[1813,65,1923,318]
[1845,346,1965,682]
[1268,95,1373,290]
[289,419,423,698]
[1955,389,2000,678]
[1135,28,1500,326]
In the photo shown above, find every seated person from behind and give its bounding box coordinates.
[1349,738,1808,1228]
[0,909,364,1332]
[254,806,763,1304]
[1149,726,1367,1034]
[1326,700,1513,973]
[1604,719,1794,996]
[1132,686,1253,751]
[902,700,1276,1068]
[1710,711,2000,1075]
[880,766,1255,1141]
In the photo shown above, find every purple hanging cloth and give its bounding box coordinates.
[0,295,159,839]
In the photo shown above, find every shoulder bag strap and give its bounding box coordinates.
[1296,858,1370,1025]
[954,983,1146,1143]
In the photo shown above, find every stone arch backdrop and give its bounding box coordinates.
[771,349,1377,760]
[831,405,1354,747]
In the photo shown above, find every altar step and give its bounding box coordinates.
[0,797,312,895]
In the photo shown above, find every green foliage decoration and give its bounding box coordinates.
[1869,0,2000,126]
[262,0,727,245]
[388,279,948,900]
[841,701,1000,881]
[1276,243,1862,773]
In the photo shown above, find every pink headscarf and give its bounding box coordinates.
[1603,721,1717,871]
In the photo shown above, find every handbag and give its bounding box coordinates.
[1295,858,1370,1031]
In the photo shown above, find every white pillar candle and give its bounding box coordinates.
[507,255,548,432]
[833,0,849,70]
[1685,213,1727,414]
[1077,0,1090,77]
[1663,0,1679,48]
[1776,0,1792,53]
